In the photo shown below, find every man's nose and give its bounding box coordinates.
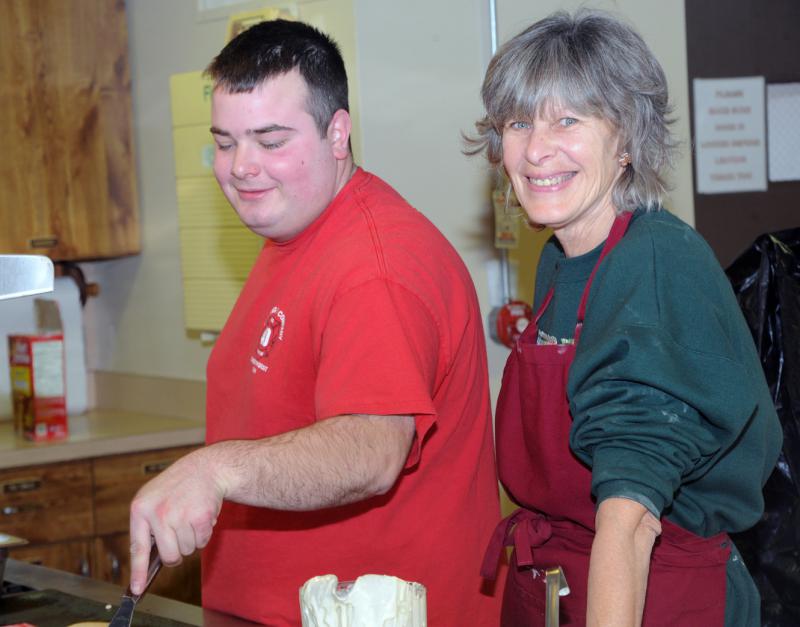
[231,145,259,178]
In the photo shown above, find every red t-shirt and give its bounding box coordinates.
[202,168,502,625]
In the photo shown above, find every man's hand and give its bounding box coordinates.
[127,413,414,595]
[129,448,227,595]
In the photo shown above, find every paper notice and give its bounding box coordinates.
[767,82,800,182]
[693,77,767,194]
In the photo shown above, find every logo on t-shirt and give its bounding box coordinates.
[250,306,285,374]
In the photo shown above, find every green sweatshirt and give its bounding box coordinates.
[533,208,782,626]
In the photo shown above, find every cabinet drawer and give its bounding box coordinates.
[93,446,198,535]
[9,539,93,578]
[0,461,93,542]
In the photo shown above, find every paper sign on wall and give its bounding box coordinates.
[693,77,767,194]
[767,82,800,182]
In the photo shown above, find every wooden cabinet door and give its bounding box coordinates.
[0,460,94,543]
[93,532,201,605]
[0,0,139,260]
[10,539,93,578]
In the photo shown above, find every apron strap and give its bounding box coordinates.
[531,212,634,345]
[480,508,553,580]
[574,211,634,342]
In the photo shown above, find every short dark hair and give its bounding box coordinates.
[467,9,677,212]
[205,19,349,137]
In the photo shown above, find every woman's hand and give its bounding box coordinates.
[587,497,662,627]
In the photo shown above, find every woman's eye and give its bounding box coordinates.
[507,120,531,130]
[559,117,578,127]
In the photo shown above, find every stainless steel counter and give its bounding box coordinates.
[4,559,259,626]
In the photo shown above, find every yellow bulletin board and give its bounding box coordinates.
[492,180,552,306]
[509,226,552,308]
[170,1,361,333]
[170,70,264,332]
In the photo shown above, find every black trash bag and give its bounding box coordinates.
[726,228,800,627]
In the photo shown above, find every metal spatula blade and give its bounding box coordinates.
[109,545,162,627]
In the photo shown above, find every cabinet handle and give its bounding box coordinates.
[2,503,43,515]
[143,461,172,475]
[79,557,91,577]
[110,553,121,582]
[3,478,42,494]
[29,237,58,249]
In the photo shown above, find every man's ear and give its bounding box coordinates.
[328,109,352,159]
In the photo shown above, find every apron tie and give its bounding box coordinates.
[481,508,552,579]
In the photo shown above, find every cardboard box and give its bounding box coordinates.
[7,300,68,442]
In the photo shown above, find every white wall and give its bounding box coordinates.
[81,0,692,408]
[352,0,510,399]
[83,0,230,381]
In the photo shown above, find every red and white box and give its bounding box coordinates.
[8,301,68,442]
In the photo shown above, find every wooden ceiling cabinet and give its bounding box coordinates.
[0,0,140,260]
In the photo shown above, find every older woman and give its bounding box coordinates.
[474,10,782,627]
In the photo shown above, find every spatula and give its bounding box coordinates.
[108,544,162,627]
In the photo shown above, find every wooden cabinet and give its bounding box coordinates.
[0,460,93,543]
[0,445,200,603]
[0,0,139,260]
[10,540,93,578]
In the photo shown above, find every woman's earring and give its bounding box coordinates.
[618,152,631,168]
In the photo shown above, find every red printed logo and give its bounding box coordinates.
[250,306,285,374]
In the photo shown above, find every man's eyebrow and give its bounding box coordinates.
[251,124,295,134]
[209,124,295,136]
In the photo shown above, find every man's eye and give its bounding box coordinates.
[261,140,287,150]
[216,143,233,152]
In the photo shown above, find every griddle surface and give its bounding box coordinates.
[0,588,193,627]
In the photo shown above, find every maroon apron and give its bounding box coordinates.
[482,213,731,626]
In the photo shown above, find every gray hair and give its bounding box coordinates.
[467,9,677,212]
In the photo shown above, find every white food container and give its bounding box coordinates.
[300,574,427,627]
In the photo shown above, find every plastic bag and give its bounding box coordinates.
[726,228,800,627]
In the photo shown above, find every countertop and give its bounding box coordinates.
[4,559,259,626]
[0,410,205,470]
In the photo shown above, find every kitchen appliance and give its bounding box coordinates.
[0,532,28,589]
[0,255,55,301]
[0,588,192,626]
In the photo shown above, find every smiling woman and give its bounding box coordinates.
[500,110,624,256]
[470,8,782,627]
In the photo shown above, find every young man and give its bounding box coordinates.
[128,19,502,626]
